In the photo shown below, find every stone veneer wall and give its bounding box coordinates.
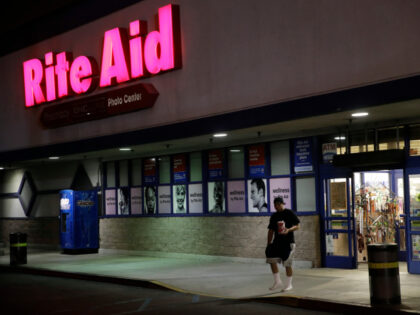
[0,218,60,248]
[100,215,321,267]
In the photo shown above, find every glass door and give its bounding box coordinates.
[405,169,420,274]
[320,165,356,269]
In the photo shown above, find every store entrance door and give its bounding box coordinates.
[405,167,420,274]
[320,165,357,269]
[353,170,406,264]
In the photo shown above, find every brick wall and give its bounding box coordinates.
[100,215,321,267]
[0,218,60,248]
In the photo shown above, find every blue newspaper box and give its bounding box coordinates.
[60,190,99,253]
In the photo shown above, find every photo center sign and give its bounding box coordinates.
[22,4,182,127]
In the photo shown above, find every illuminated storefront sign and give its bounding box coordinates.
[23,4,181,107]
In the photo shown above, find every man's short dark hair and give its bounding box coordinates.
[274,196,285,205]
[251,178,265,195]
[145,186,155,196]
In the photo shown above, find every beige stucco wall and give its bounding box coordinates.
[99,215,321,267]
[1,0,420,152]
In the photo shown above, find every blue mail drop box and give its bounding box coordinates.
[60,190,99,253]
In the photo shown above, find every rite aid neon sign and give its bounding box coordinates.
[23,4,181,107]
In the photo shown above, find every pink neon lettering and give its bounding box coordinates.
[70,56,93,94]
[144,4,176,74]
[55,52,70,98]
[129,20,144,78]
[23,59,46,107]
[44,52,56,101]
[99,28,130,87]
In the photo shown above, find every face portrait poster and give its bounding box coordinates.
[188,183,203,214]
[105,189,116,215]
[158,186,171,214]
[117,187,130,215]
[173,184,187,214]
[208,181,225,213]
[173,154,187,183]
[269,177,291,211]
[227,180,246,213]
[208,149,224,179]
[144,186,156,214]
[247,178,268,213]
[143,158,157,184]
[248,144,265,177]
[130,187,142,214]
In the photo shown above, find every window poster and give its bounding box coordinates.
[143,158,157,184]
[173,154,187,183]
[208,149,224,179]
[117,187,130,215]
[227,180,246,213]
[322,142,337,163]
[143,186,156,214]
[158,186,171,214]
[248,144,265,177]
[105,189,116,215]
[294,138,313,173]
[412,235,420,261]
[248,178,268,213]
[208,181,225,213]
[188,183,203,214]
[269,178,291,211]
[130,187,142,215]
[173,184,187,214]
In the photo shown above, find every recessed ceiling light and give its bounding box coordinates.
[119,148,132,151]
[351,112,369,117]
[0,167,4,170]
[213,133,227,138]
[230,149,241,152]
[334,136,346,140]
[49,156,60,160]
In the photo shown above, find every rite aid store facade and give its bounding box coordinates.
[1,0,420,272]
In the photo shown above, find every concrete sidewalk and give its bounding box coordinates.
[0,250,419,314]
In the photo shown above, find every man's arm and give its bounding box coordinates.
[280,223,300,235]
[267,229,274,245]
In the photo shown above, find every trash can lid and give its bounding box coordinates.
[367,243,398,250]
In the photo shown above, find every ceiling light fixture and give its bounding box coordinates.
[334,136,346,140]
[230,149,241,152]
[119,148,132,151]
[351,112,369,117]
[49,156,60,160]
[213,133,227,138]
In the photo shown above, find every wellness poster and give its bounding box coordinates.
[227,180,246,213]
[188,183,203,213]
[269,178,291,211]
[105,189,116,215]
[130,187,142,214]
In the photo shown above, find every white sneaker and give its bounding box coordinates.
[269,281,283,290]
[282,285,293,292]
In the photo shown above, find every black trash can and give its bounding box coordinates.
[367,243,401,305]
[9,233,27,265]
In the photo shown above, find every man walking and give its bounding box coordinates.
[266,196,300,291]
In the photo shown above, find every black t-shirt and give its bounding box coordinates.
[268,209,300,244]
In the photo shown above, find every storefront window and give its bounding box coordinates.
[159,156,170,184]
[228,147,244,179]
[409,174,420,217]
[119,160,129,187]
[190,152,202,182]
[378,127,404,151]
[350,130,374,154]
[296,176,316,212]
[270,141,289,175]
[410,125,420,156]
[106,162,115,187]
[131,159,142,186]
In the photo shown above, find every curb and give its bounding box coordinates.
[1,265,418,314]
